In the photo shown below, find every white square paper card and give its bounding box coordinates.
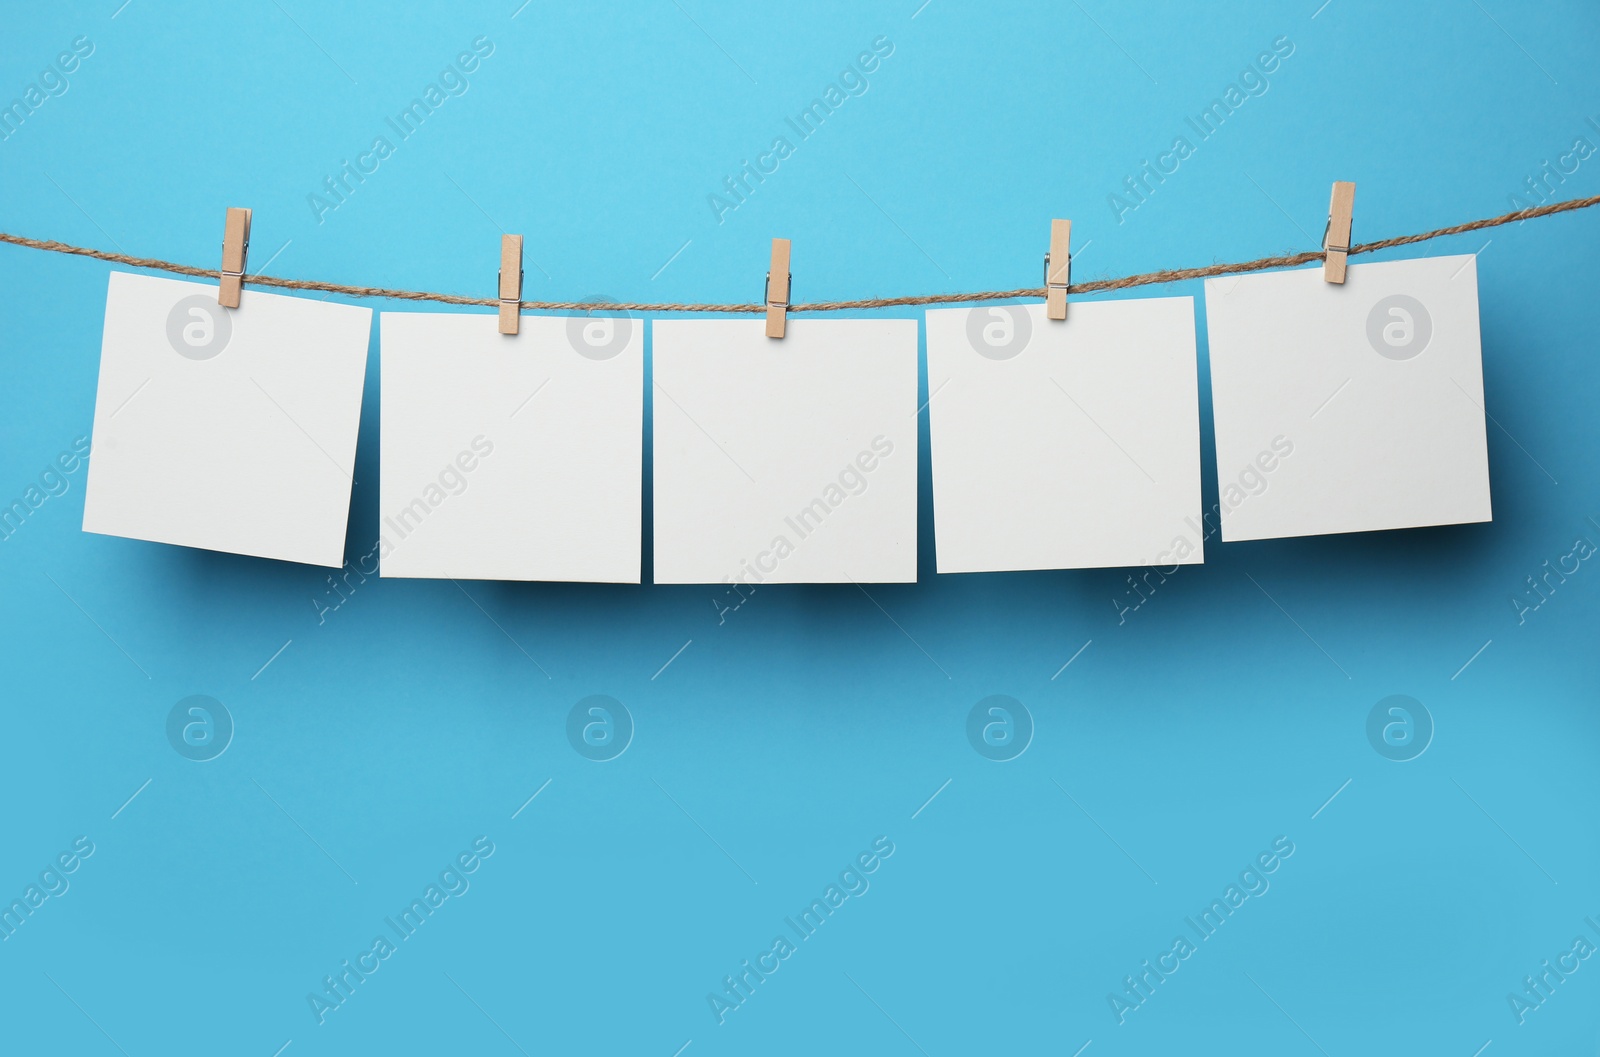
[926,298,1203,572]
[83,272,370,567]
[1205,255,1491,541]
[379,311,643,582]
[652,319,918,584]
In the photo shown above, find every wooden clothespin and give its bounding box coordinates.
[218,207,251,308]
[765,238,791,339]
[1323,182,1356,284]
[498,234,523,335]
[1045,219,1071,320]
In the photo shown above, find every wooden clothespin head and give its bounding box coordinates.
[1044,219,1071,320]
[498,234,524,335]
[1323,182,1356,284]
[765,238,791,339]
[218,207,251,308]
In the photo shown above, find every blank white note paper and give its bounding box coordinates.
[652,319,918,584]
[380,311,643,582]
[83,272,370,567]
[1205,255,1491,541]
[926,298,1203,572]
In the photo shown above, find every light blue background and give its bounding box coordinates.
[1,1,1597,1054]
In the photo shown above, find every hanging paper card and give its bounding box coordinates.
[83,272,370,567]
[379,310,643,582]
[1205,255,1492,541]
[926,297,1203,572]
[652,318,918,585]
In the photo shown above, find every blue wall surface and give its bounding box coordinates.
[1,2,1598,1055]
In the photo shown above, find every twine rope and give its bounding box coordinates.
[1,194,1596,315]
